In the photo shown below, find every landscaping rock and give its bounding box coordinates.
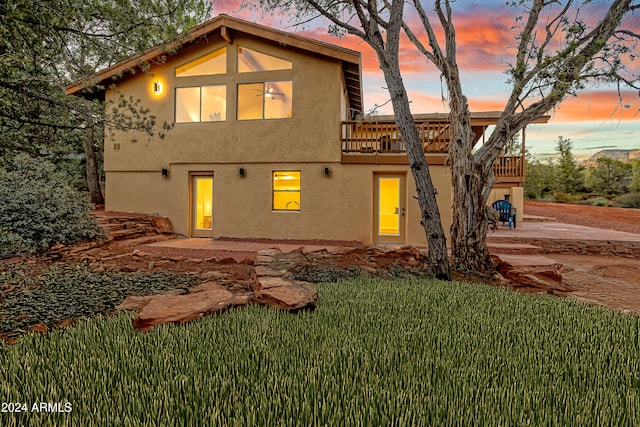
[131,283,249,332]
[493,254,570,295]
[254,279,318,312]
[151,217,173,234]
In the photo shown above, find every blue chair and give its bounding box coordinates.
[491,200,517,229]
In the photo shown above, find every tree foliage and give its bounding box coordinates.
[525,158,556,200]
[0,0,211,181]
[524,141,640,205]
[630,159,640,193]
[554,136,584,194]
[585,157,633,194]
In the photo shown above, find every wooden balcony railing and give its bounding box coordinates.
[340,120,524,181]
[491,156,524,179]
[341,120,450,154]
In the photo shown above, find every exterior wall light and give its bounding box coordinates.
[238,167,246,177]
[161,167,169,177]
[152,81,163,95]
[323,166,331,176]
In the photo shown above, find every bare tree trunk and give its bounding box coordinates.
[447,87,494,273]
[381,60,451,280]
[449,156,494,273]
[83,118,104,205]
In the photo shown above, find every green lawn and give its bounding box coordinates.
[1,277,639,426]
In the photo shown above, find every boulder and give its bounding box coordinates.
[151,217,173,234]
[254,277,318,312]
[129,283,249,332]
[493,253,570,295]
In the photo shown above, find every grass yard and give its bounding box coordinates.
[1,277,639,426]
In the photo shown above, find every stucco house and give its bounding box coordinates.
[67,14,544,246]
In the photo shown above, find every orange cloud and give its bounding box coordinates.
[551,90,640,122]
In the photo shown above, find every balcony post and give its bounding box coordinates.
[522,126,526,180]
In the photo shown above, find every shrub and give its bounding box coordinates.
[0,264,198,338]
[0,155,102,257]
[590,196,610,207]
[614,193,640,209]
[291,264,366,282]
[552,191,582,204]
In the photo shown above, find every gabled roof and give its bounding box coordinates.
[66,14,363,113]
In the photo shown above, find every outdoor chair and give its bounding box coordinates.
[491,199,517,229]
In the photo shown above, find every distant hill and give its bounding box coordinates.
[582,149,640,167]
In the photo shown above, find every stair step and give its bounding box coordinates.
[522,214,556,222]
[492,253,559,268]
[124,234,177,245]
[110,228,146,239]
[487,242,541,255]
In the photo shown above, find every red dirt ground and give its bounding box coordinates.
[525,201,640,234]
[525,202,640,315]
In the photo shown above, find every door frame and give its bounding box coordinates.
[189,172,214,238]
[373,172,406,244]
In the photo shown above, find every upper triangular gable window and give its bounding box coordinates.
[176,47,227,77]
[238,47,292,73]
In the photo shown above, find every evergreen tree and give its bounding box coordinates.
[554,136,583,194]
[586,157,633,194]
[524,158,555,200]
[630,159,640,193]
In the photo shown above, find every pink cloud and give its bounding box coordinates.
[551,90,640,122]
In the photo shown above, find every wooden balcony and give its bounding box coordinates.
[341,119,450,154]
[340,119,525,184]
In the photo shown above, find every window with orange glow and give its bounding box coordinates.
[175,85,226,123]
[273,171,300,211]
[238,47,292,73]
[176,48,227,77]
[237,81,292,120]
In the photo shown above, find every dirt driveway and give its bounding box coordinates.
[525,201,640,234]
[525,202,640,314]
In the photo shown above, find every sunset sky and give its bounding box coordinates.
[212,0,639,159]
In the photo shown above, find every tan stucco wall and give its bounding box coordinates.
[105,163,452,245]
[104,34,344,172]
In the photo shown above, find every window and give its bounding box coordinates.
[176,48,227,77]
[238,47,292,72]
[237,81,292,120]
[273,171,300,211]
[175,85,226,123]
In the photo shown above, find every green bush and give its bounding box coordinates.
[0,264,198,338]
[552,191,582,204]
[614,192,640,209]
[590,196,610,207]
[0,155,102,257]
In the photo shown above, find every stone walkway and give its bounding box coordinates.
[489,220,640,242]
[147,220,640,257]
[139,218,640,315]
[487,220,640,258]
